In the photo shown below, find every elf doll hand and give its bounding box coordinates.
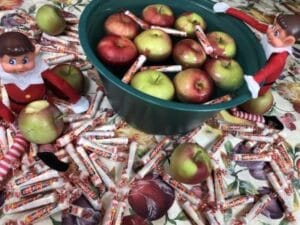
[213,2,230,13]
[71,96,89,113]
[244,75,260,98]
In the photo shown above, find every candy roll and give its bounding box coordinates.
[102,198,119,225]
[214,169,226,204]
[204,95,232,105]
[210,135,225,155]
[0,132,29,182]
[121,55,147,84]
[140,65,182,72]
[221,195,255,211]
[4,192,57,214]
[123,11,150,29]
[140,136,171,165]
[113,201,127,225]
[86,90,104,117]
[150,25,187,37]
[82,131,115,138]
[241,195,272,224]
[69,204,95,221]
[91,137,129,145]
[206,175,215,203]
[195,25,214,55]
[18,170,60,188]
[90,154,117,192]
[233,153,272,162]
[204,209,222,225]
[76,147,104,189]
[119,141,137,186]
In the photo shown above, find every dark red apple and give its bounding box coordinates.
[169,143,212,184]
[96,35,138,66]
[173,39,207,68]
[104,13,139,39]
[240,90,274,115]
[173,68,214,103]
[142,4,175,27]
[121,215,148,225]
[128,173,175,221]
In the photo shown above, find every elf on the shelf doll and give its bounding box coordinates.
[0,31,89,182]
[213,3,300,98]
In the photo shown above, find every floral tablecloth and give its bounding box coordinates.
[0,0,300,225]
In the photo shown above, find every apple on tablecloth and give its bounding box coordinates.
[35,4,66,36]
[130,70,175,100]
[169,143,212,184]
[18,100,64,144]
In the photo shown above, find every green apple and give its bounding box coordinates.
[35,4,66,35]
[52,64,84,94]
[130,69,175,100]
[174,12,206,37]
[240,90,274,114]
[204,58,244,91]
[207,31,236,58]
[169,143,212,184]
[18,100,64,144]
[134,29,172,62]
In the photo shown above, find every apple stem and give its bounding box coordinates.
[221,60,231,68]
[67,64,72,74]
[193,151,203,163]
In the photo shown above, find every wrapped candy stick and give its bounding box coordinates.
[205,209,223,225]
[16,170,60,187]
[76,147,105,189]
[140,136,171,165]
[204,94,232,105]
[179,199,206,225]
[91,137,129,145]
[276,141,293,169]
[150,25,187,37]
[240,195,272,224]
[3,192,57,214]
[269,160,290,193]
[113,201,127,225]
[86,90,104,117]
[195,25,214,55]
[21,200,69,225]
[140,65,182,72]
[102,198,119,225]
[206,176,215,203]
[56,111,108,147]
[82,131,115,138]
[0,132,29,182]
[123,10,150,29]
[69,204,95,221]
[90,154,117,192]
[121,55,147,83]
[233,153,272,162]
[221,195,255,211]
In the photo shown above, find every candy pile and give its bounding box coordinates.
[0,6,299,225]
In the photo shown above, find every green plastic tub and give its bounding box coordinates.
[79,0,266,135]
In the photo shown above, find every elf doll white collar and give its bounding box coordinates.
[0,56,47,90]
[260,34,293,59]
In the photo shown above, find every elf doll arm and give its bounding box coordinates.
[245,51,289,98]
[213,2,268,33]
[41,69,89,113]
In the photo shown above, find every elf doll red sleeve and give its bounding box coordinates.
[213,3,300,98]
[0,32,89,123]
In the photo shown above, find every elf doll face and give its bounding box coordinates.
[0,52,36,74]
[266,21,295,48]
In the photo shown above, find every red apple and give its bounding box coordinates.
[173,39,207,68]
[18,100,64,144]
[169,143,212,184]
[207,31,236,58]
[174,12,206,37]
[121,215,148,225]
[96,35,138,66]
[142,4,175,27]
[173,68,214,103]
[104,13,139,39]
[204,58,243,91]
[134,29,172,62]
[51,64,84,94]
[130,70,175,100]
[128,173,175,221]
[240,90,274,114]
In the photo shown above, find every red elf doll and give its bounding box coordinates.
[0,31,89,182]
[213,2,300,98]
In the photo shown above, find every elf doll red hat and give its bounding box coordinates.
[214,3,300,98]
[0,31,89,123]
